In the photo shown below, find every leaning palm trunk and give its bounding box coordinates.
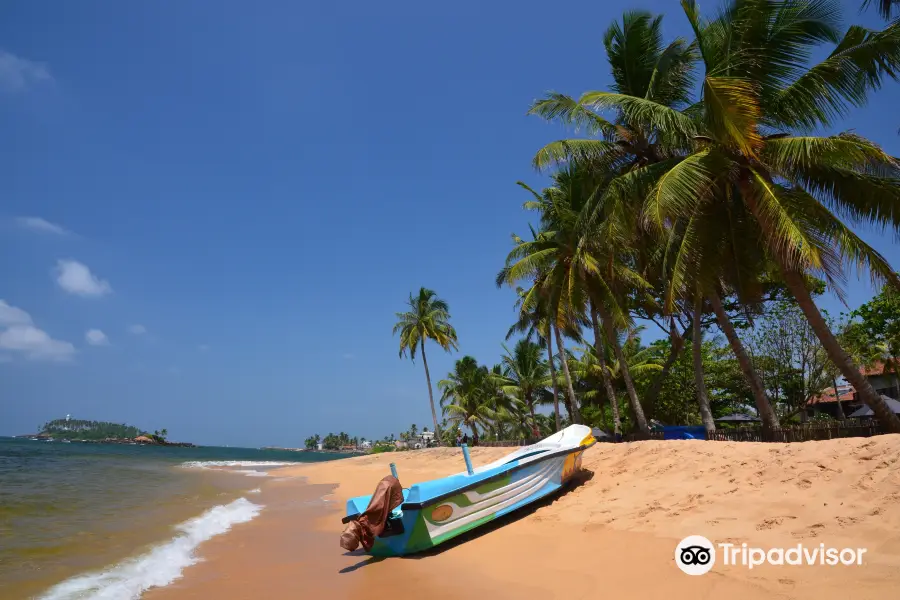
[420,340,442,442]
[553,325,581,424]
[780,269,900,433]
[708,291,778,429]
[597,304,650,435]
[692,295,716,434]
[591,305,621,435]
[545,334,561,431]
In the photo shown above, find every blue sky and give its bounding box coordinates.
[2,1,898,447]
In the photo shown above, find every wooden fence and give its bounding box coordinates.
[707,420,886,442]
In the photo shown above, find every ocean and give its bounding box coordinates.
[0,437,349,599]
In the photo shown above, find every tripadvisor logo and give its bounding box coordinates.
[675,535,716,575]
[675,536,868,574]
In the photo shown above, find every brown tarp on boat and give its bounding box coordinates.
[339,475,404,551]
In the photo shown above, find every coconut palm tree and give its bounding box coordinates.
[496,339,551,436]
[529,8,780,430]
[438,356,498,445]
[642,0,900,431]
[573,326,664,430]
[394,288,459,439]
[499,169,652,432]
[532,1,900,432]
[504,284,563,431]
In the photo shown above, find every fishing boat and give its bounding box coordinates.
[341,424,596,556]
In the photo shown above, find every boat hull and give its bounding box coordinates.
[346,425,594,557]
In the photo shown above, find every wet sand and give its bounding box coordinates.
[155,437,900,600]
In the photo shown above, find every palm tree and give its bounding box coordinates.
[438,356,498,445]
[499,169,652,432]
[394,288,459,440]
[502,272,561,430]
[497,339,551,436]
[863,0,899,20]
[657,0,900,431]
[532,1,900,432]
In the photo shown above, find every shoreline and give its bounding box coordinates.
[144,436,900,599]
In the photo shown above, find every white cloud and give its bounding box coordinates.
[0,300,33,326]
[16,217,68,236]
[85,329,109,346]
[198,344,209,352]
[0,50,52,93]
[0,300,75,362]
[0,325,75,361]
[55,260,112,297]
[128,324,147,335]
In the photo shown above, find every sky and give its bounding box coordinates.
[2,1,899,447]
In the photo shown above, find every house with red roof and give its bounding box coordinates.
[807,360,900,418]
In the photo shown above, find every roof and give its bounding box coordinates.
[807,360,900,405]
[848,396,900,417]
[807,385,856,406]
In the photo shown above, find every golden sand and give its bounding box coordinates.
[153,436,900,599]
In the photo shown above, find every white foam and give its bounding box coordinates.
[247,488,262,494]
[39,497,263,600]
[180,460,292,469]
[233,469,270,477]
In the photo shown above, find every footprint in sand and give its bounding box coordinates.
[756,516,797,530]
[791,523,825,539]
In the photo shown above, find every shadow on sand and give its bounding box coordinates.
[338,469,594,573]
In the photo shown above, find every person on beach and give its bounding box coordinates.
[456,429,462,446]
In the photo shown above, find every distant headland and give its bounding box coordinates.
[15,418,196,447]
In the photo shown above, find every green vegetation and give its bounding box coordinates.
[304,432,361,451]
[39,419,149,441]
[384,0,900,444]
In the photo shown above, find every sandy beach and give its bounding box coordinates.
[152,436,900,600]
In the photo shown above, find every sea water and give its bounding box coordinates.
[0,437,346,599]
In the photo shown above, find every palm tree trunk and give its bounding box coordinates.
[528,395,539,437]
[553,325,581,425]
[591,305,621,435]
[832,374,846,420]
[597,304,650,435]
[742,187,900,433]
[545,333,561,431]
[692,294,716,433]
[781,269,900,432]
[420,340,442,442]
[469,424,479,446]
[708,290,778,429]
[644,320,690,416]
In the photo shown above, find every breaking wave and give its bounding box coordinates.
[39,498,263,600]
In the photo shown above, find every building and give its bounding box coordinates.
[360,440,372,449]
[807,360,900,418]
